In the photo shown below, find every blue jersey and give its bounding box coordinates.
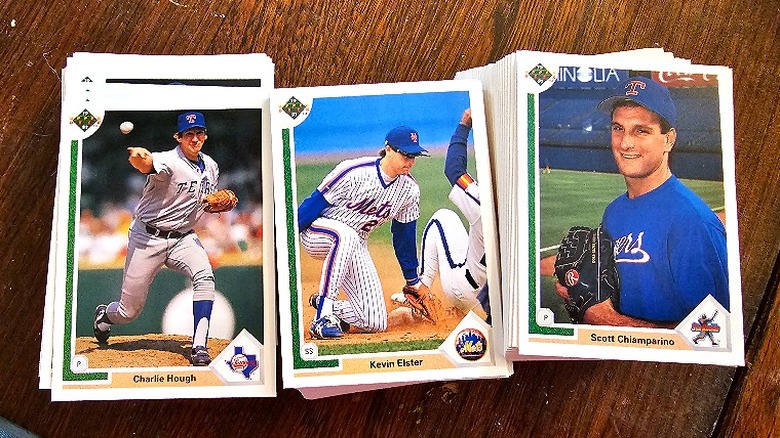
[602,176,729,324]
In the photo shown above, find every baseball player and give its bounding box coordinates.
[556,77,729,327]
[298,126,427,339]
[692,311,720,346]
[391,109,491,322]
[93,111,237,366]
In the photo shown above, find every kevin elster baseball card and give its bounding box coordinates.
[519,59,744,365]
[48,56,277,400]
[272,80,512,398]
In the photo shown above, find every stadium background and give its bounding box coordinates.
[537,69,726,322]
[75,108,265,339]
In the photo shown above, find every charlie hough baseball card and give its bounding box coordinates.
[46,53,277,400]
[272,80,512,398]
[516,57,744,365]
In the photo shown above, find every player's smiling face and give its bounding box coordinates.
[382,146,417,178]
[610,105,676,197]
[176,128,207,161]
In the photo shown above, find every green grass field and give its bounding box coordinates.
[317,339,444,356]
[538,170,726,256]
[538,169,726,322]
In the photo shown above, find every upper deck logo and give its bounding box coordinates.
[280,96,309,120]
[527,63,555,86]
[455,328,487,361]
[691,311,721,346]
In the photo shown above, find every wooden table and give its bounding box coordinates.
[1,1,778,436]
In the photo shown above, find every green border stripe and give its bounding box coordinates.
[283,129,339,369]
[526,95,573,337]
[65,140,108,381]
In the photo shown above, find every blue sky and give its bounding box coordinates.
[293,90,470,159]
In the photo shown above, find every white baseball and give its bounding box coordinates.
[119,121,134,134]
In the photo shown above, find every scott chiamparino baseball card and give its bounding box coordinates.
[272,80,512,398]
[511,56,744,365]
[45,53,277,400]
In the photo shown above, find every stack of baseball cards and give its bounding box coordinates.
[457,50,745,366]
[40,53,278,400]
[271,80,512,398]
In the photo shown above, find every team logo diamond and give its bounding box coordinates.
[691,311,721,346]
[527,63,554,86]
[226,346,258,380]
[454,328,487,361]
[71,109,99,132]
[281,96,308,119]
[674,294,730,351]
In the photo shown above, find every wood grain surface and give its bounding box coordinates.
[1,0,778,437]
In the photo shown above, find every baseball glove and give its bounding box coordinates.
[554,225,619,323]
[402,284,444,324]
[201,189,238,213]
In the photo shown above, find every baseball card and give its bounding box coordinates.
[513,56,744,365]
[46,54,277,400]
[272,80,512,398]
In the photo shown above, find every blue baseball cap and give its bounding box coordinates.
[385,126,428,157]
[597,77,677,128]
[177,111,207,134]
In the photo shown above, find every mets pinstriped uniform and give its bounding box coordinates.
[299,125,427,338]
[602,175,729,324]
[301,156,421,333]
[419,121,488,314]
[93,111,220,366]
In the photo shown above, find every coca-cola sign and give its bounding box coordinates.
[653,72,719,87]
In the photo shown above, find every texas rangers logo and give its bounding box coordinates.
[185,113,198,124]
[410,132,418,143]
[691,311,721,346]
[226,346,259,379]
[564,269,580,287]
[613,231,651,264]
[625,80,647,96]
[455,328,487,361]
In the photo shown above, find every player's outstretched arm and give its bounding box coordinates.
[391,219,420,284]
[444,109,472,186]
[127,147,154,174]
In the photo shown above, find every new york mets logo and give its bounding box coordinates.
[345,197,393,219]
[455,328,487,361]
[185,113,197,123]
[691,310,721,347]
[625,80,647,96]
[564,269,580,287]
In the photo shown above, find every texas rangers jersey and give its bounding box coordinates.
[602,175,729,324]
[316,157,420,240]
[134,146,219,232]
[449,173,486,287]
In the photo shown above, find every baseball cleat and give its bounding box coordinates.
[190,346,211,366]
[93,304,111,344]
[309,315,345,339]
[308,293,320,309]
